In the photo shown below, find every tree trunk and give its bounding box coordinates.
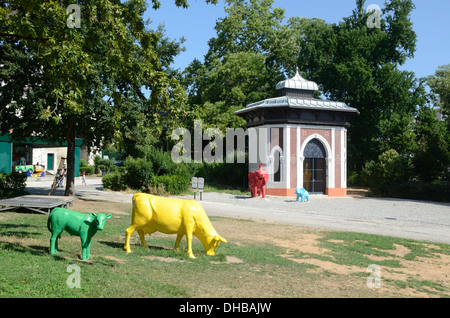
[65,123,75,196]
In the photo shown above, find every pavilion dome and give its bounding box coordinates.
[275,69,319,92]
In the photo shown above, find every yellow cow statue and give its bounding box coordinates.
[124,193,227,258]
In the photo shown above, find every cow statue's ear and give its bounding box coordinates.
[215,235,227,243]
[106,214,112,219]
[90,213,97,218]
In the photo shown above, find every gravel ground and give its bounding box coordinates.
[24,176,450,244]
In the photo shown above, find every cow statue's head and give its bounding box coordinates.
[200,230,227,256]
[89,213,112,230]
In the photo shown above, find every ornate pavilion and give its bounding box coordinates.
[235,70,359,197]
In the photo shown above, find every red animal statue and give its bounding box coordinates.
[248,164,269,198]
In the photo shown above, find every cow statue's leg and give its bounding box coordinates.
[49,229,62,255]
[54,232,61,253]
[251,185,257,197]
[137,229,147,248]
[124,225,136,253]
[85,237,92,260]
[174,233,183,252]
[261,185,266,198]
[184,222,196,258]
[80,235,88,260]
[186,232,195,258]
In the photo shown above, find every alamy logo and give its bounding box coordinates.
[66,4,81,29]
[366,4,381,29]
[366,264,381,288]
[66,264,81,289]
[170,120,281,172]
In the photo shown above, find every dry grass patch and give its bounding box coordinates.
[212,218,450,297]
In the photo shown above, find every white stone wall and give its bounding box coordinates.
[32,147,67,173]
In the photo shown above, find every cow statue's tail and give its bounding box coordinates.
[47,209,61,239]
[47,209,54,233]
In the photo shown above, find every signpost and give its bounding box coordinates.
[191,177,198,200]
[198,177,204,201]
[191,177,204,200]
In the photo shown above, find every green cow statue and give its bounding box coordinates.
[47,207,112,260]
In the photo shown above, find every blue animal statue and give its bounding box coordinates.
[47,207,112,260]
[295,187,310,202]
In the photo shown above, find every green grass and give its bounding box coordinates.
[0,212,298,298]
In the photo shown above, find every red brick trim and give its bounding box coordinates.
[326,188,347,197]
[266,188,296,197]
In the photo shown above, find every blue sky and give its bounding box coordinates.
[146,0,450,79]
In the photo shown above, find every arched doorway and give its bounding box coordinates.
[303,138,326,194]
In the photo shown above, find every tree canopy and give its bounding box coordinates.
[0,0,207,195]
[428,64,450,121]
[296,0,427,169]
[182,0,287,130]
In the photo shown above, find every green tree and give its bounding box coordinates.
[182,0,286,131]
[378,112,417,157]
[0,0,214,196]
[428,64,450,122]
[296,0,427,170]
[413,105,450,182]
[205,0,285,65]
[195,52,274,130]
[269,17,322,74]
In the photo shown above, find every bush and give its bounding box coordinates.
[121,146,193,194]
[0,173,27,198]
[359,148,450,202]
[94,155,113,174]
[192,161,248,190]
[361,149,413,196]
[146,146,179,176]
[110,165,125,173]
[101,145,249,195]
[80,165,95,175]
[102,172,126,191]
[79,159,95,175]
[347,171,364,187]
[123,156,154,190]
[149,174,190,195]
[384,181,450,202]
[0,173,27,191]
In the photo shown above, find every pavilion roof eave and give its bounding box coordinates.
[235,97,360,116]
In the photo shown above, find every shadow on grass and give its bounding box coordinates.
[0,241,47,257]
[98,240,166,251]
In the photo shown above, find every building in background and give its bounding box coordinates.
[0,133,83,177]
[235,70,359,197]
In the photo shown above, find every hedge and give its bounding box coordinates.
[101,173,126,192]
[0,173,28,198]
[384,181,450,203]
[149,174,189,195]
